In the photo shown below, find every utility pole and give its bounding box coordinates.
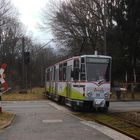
[104,0,107,55]
[24,52,30,90]
[20,37,27,93]
[22,37,25,89]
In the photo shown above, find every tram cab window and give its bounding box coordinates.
[86,58,110,82]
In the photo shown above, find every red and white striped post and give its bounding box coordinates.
[0,95,2,113]
[0,64,8,113]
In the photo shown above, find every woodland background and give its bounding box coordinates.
[0,0,140,90]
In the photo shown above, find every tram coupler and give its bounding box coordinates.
[93,99,106,108]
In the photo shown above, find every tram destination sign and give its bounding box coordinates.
[86,58,109,63]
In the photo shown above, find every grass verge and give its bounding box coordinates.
[2,87,47,101]
[74,112,140,139]
[0,112,15,129]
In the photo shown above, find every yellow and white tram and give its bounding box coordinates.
[45,54,112,110]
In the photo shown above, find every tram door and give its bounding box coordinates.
[66,66,72,98]
[55,68,59,95]
[49,69,52,94]
[46,69,51,94]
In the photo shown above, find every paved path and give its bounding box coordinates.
[0,101,135,140]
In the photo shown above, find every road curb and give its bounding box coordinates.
[49,102,135,140]
[93,118,139,140]
[0,113,15,130]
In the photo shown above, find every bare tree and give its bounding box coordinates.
[42,0,109,55]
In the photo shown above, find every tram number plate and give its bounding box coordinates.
[96,93,100,97]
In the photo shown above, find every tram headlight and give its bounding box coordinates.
[104,93,109,98]
[87,91,92,97]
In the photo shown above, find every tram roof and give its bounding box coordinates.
[81,55,112,59]
[57,55,111,65]
[46,54,111,70]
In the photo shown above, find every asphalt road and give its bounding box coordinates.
[0,101,138,140]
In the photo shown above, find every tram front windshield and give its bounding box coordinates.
[86,58,110,82]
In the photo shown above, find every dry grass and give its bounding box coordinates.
[0,112,14,129]
[74,112,140,139]
[111,91,140,101]
[2,87,47,101]
[115,112,140,124]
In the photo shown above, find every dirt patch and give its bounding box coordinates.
[0,112,15,129]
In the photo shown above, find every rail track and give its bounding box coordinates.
[74,111,140,140]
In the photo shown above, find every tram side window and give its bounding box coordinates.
[81,64,86,81]
[50,70,52,81]
[67,66,72,82]
[81,74,86,81]
[81,64,85,72]
[73,59,79,81]
[80,57,86,81]
[63,63,67,81]
[47,69,50,81]
[49,69,53,81]
[45,72,47,82]
[59,64,63,81]
[81,57,85,63]
[55,69,59,81]
[53,66,55,81]
[51,68,53,81]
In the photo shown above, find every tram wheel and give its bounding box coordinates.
[97,107,108,113]
[71,102,79,111]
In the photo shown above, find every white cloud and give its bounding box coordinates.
[11,0,53,43]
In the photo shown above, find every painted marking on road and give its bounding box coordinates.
[42,119,63,123]
[81,121,134,140]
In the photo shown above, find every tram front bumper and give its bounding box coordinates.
[93,99,106,108]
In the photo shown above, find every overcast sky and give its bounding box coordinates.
[11,0,53,43]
